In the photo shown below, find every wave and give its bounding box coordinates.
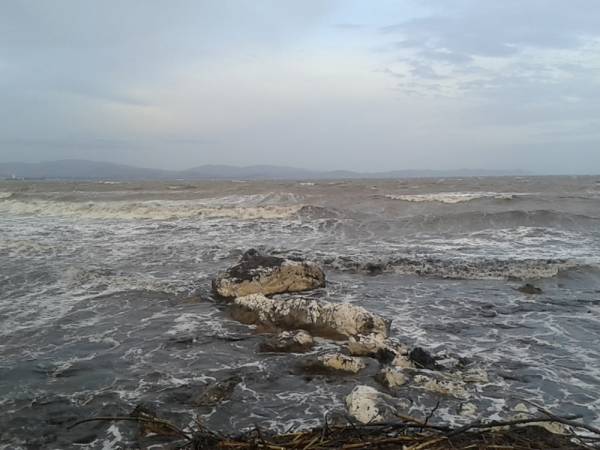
[397,209,600,233]
[384,192,521,203]
[0,197,303,220]
[62,267,200,296]
[0,192,13,200]
[326,255,590,280]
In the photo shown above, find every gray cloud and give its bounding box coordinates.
[0,0,599,174]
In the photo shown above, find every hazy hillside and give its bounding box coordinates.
[0,159,529,180]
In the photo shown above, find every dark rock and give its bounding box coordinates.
[518,283,543,295]
[364,262,385,275]
[409,347,441,370]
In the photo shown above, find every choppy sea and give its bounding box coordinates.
[1,176,599,448]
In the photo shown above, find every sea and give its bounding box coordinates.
[1,176,599,448]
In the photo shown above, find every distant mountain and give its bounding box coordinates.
[0,159,530,181]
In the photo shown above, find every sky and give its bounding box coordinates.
[1,0,599,173]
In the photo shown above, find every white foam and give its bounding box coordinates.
[0,198,302,220]
[385,192,520,203]
[0,193,305,220]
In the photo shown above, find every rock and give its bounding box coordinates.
[518,283,542,295]
[392,353,416,369]
[258,330,314,353]
[345,385,407,424]
[376,367,408,389]
[363,262,385,275]
[302,353,366,374]
[212,249,325,298]
[193,376,241,406]
[346,334,406,364]
[409,347,441,370]
[320,353,365,373]
[413,374,468,399]
[230,294,390,340]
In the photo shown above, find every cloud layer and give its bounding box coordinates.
[1,0,599,173]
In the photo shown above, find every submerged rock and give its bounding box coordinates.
[130,404,178,437]
[413,374,468,399]
[193,376,241,406]
[230,294,390,340]
[518,283,543,295]
[462,367,489,384]
[258,330,314,353]
[345,385,408,424]
[212,249,326,298]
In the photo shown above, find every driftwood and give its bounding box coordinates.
[68,408,600,450]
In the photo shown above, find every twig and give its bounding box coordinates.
[444,414,583,439]
[423,400,441,428]
[67,416,191,440]
[521,399,600,436]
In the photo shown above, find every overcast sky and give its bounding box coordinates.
[1,0,599,173]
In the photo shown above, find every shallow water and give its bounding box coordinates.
[1,176,599,448]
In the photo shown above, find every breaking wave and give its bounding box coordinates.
[0,198,303,220]
[324,255,594,280]
[384,192,521,203]
[398,210,600,232]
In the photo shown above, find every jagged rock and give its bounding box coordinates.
[230,294,390,340]
[413,374,468,399]
[212,249,325,298]
[375,367,408,389]
[518,283,542,295]
[192,376,241,406]
[258,330,314,353]
[409,347,441,370]
[345,385,408,424]
[346,334,406,364]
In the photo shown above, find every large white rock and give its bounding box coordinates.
[230,294,390,340]
[213,249,325,298]
[345,385,405,424]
